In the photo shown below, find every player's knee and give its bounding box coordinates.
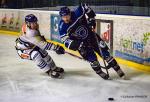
[80,49,97,62]
[30,51,45,67]
[87,57,97,63]
[101,50,110,60]
[30,51,41,61]
[98,39,109,51]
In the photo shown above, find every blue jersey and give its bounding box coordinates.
[59,4,95,50]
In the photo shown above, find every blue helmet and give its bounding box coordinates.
[25,14,38,23]
[59,7,71,17]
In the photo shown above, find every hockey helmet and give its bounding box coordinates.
[59,7,71,17]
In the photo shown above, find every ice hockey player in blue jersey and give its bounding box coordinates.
[58,4,125,80]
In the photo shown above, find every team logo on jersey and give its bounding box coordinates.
[75,25,88,39]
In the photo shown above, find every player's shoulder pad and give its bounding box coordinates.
[59,20,68,31]
[26,28,39,37]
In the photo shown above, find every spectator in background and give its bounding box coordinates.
[7,0,17,9]
[0,0,17,9]
[1,0,8,8]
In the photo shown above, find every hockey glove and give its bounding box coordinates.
[41,35,46,41]
[67,40,84,51]
[88,18,96,29]
[54,45,65,54]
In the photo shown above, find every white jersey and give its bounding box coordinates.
[15,24,58,72]
[16,24,53,50]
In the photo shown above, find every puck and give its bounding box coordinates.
[108,97,114,101]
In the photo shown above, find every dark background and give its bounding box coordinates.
[0,0,150,16]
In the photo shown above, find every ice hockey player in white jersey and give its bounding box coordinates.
[15,14,65,78]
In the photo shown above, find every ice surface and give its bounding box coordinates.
[0,34,150,102]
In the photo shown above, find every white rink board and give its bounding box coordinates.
[95,14,150,65]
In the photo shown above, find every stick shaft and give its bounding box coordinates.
[94,33,109,76]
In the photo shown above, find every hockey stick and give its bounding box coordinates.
[65,51,110,69]
[94,33,110,77]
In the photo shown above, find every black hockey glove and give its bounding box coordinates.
[53,45,65,54]
[68,40,84,51]
[41,35,46,41]
[88,18,96,29]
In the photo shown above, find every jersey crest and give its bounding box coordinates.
[75,25,88,39]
